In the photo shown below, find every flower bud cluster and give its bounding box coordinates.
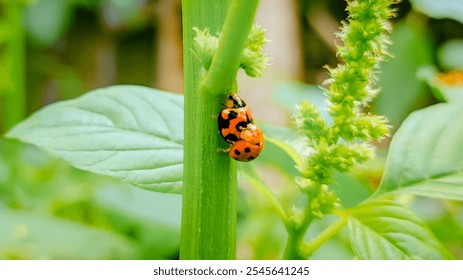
[293,0,394,217]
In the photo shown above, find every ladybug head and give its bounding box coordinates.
[223,93,246,108]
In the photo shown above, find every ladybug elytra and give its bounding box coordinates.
[218,93,254,143]
[228,125,264,162]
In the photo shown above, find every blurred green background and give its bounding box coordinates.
[0,0,463,259]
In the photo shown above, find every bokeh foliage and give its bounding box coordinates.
[1,0,463,259]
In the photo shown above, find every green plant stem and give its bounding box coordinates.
[303,217,347,258]
[246,177,289,230]
[282,198,315,260]
[180,0,259,260]
[2,0,25,131]
[201,0,260,95]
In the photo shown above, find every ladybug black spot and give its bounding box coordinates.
[225,134,238,143]
[218,116,230,130]
[234,149,241,156]
[235,121,247,132]
[228,111,238,119]
[247,156,255,161]
[244,147,251,153]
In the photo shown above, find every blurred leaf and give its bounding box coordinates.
[238,188,287,259]
[377,103,463,201]
[238,163,292,234]
[25,0,74,47]
[96,184,181,228]
[330,172,373,208]
[438,39,463,71]
[0,22,11,44]
[28,51,84,100]
[103,211,180,259]
[409,197,463,258]
[348,199,452,259]
[95,185,181,259]
[71,0,102,9]
[272,82,330,123]
[7,85,184,194]
[261,124,306,168]
[101,0,148,30]
[410,0,463,24]
[0,210,137,259]
[1,139,180,259]
[306,216,354,260]
[374,19,434,126]
[309,238,354,260]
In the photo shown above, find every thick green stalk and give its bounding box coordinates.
[181,0,259,259]
[1,0,25,131]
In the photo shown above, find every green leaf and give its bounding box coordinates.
[0,210,137,259]
[102,0,148,29]
[348,200,452,260]
[374,19,434,126]
[7,85,184,194]
[330,172,373,208]
[377,103,463,201]
[25,0,73,47]
[410,0,463,24]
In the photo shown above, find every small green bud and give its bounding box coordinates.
[293,100,329,144]
[354,115,390,141]
[192,28,219,71]
[288,207,304,228]
[192,26,269,77]
[309,185,339,219]
[239,25,270,77]
[295,177,320,196]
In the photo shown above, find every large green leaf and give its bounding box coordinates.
[348,200,452,260]
[0,210,137,259]
[410,0,463,24]
[7,85,183,194]
[377,103,463,201]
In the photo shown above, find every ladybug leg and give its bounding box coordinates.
[217,147,230,153]
[211,115,218,119]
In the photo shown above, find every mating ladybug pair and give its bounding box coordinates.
[218,93,264,162]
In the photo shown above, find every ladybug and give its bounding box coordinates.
[239,124,263,144]
[228,125,264,162]
[218,93,254,143]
